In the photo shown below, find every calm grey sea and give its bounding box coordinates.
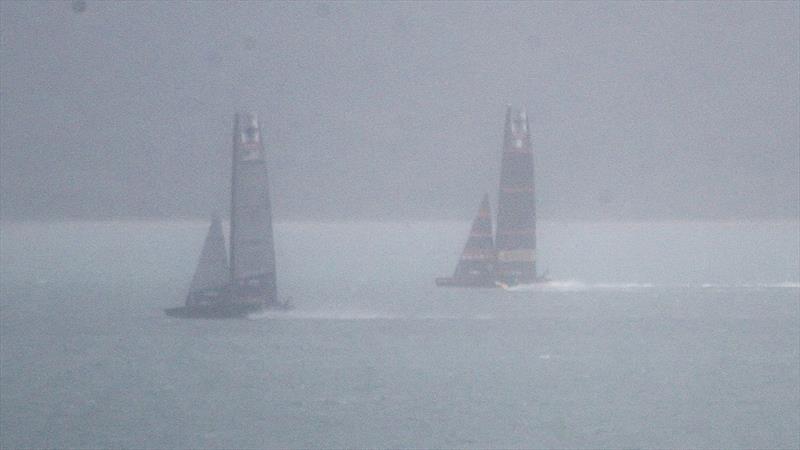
[1,220,798,449]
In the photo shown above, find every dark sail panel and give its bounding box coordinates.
[229,113,278,307]
[495,106,537,283]
[186,214,229,306]
[453,194,496,279]
[436,194,496,287]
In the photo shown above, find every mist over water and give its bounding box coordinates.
[3,220,798,303]
[1,221,798,448]
[2,1,799,448]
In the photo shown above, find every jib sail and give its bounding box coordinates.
[452,193,496,281]
[186,214,229,306]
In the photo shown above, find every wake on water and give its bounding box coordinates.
[248,310,504,321]
[499,280,657,292]
[501,279,800,292]
[244,280,799,321]
[247,310,398,321]
[699,281,800,289]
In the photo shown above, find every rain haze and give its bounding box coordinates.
[1,1,797,220]
[1,2,799,449]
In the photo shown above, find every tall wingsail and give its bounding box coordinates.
[495,106,538,283]
[186,214,229,306]
[229,113,279,307]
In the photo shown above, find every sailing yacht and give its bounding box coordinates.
[165,113,290,318]
[437,106,548,288]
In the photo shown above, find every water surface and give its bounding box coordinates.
[1,220,798,448]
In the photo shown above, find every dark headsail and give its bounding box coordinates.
[229,113,279,308]
[186,214,229,306]
[436,194,497,287]
[495,106,538,284]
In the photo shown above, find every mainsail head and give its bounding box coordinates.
[186,214,229,306]
[495,105,537,283]
[453,193,496,280]
[229,113,279,307]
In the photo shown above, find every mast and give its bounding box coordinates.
[186,214,229,306]
[495,106,537,283]
[453,193,496,281]
[229,113,278,307]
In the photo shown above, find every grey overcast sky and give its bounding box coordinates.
[1,1,798,220]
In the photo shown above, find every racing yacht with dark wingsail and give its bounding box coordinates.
[165,113,290,318]
[436,106,548,288]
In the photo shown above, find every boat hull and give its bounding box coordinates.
[164,303,260,319]
[435,277,498,288]
[164,298,293,319]
[435,274,552,289]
